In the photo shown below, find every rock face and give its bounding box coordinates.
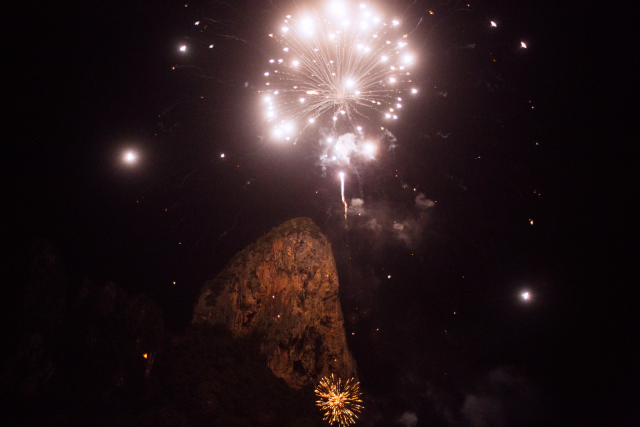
[193,217,356,388]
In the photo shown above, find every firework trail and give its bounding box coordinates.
[339,171,347,222]
[260,2,419,143]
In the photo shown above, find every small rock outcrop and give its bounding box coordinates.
[193,217,356,388]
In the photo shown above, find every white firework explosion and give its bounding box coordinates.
[260,2,419,142]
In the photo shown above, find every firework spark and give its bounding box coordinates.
[315,374,363,426]
[261,2,418,142]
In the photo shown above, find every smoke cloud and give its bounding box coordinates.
[397,411,418,427]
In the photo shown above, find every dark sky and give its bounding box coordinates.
[4,0,637,426]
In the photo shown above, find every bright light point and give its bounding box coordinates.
[274,90,279,94]
[381,56,388,62]
[282,27,289,32]
[385,113,391,118]
[283,47,289,52]
[327,138,333,142]
[264,96,271,102]
[220,153,225,158]
[333,116,338,121]
[393,115,398,119]
[124,152,136,163]
[521,291,531,301]
[521,41,527,48]
[364,143,376,153]
[299,98,305,102]
[309,118,315,123]
[397,103,402,108]
[491,21,497,27]
[404,55,412,63]
[355,90,361,95]
[194,21,200,25]
[388,275,391,279]
[264,72,270,76]
[179,45,186,52]
[411,88,418,94]
[397,97,402,101]
[292,60,299,66]
[209,44,214,48]
[340,110,346,114]
[373,17,380,23]
[339,171,345,178]
[392,20,399,26]
[269,59,275,63]
[389,77,396,82]
[398,42,406,48]
[278,59,283,63]
[357,126,362,131]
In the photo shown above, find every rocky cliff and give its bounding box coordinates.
[193,217,356,388]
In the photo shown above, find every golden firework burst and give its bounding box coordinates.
[315,374,363,426]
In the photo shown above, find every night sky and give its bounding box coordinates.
[4,0,637,425]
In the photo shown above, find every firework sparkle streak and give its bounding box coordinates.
[261,2,418,142]
[315,374,363,427]
[339,171,347,221]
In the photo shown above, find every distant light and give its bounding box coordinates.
[194,21,200,25]
[521,41,527,48]
[179,45,186,52]
[143,353,148,359]
[209,44,214,48]
[292,60,299,66]
[521,291,530,301]
[264,72,270,76]
[356,126,362,131]
[283,47,289,52]
[388,275,391,278]
[411,88,418,94]
[392,20,399,26]
[491,21,497,27]
[389,77,396,82]
[220,153,225,158]
[124,151,136,163]
[309,118,315,123]
[282,26,289,32]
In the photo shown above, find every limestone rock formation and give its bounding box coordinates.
[193,217,356,388]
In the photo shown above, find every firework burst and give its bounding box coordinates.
[261,2,418,142]
[315,374,363,426]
